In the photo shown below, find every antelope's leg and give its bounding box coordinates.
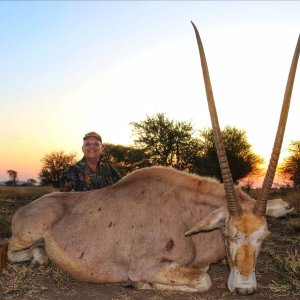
[8,237,49,266]
[7,198,66,266]
[133,262,212,292]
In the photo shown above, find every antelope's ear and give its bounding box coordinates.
[185,205,229,236]
[266,198,294,217]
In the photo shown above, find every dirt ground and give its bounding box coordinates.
[1,213,299,300]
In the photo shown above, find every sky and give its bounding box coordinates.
[0,1,300,182]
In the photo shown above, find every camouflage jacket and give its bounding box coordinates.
[60,157,122,192]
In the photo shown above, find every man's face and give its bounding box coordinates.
[82,137,103,161]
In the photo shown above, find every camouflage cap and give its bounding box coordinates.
[83,131,102,142]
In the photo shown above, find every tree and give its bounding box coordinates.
[131,113,201,171]
[6,169,18,186]
[102,144,151,175]
[27,179,37,186]
[279,140,300,187]
[39,151,77,187]
[194,126,264,184]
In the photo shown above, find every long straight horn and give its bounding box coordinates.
[191,22,242,216]
[254,34,300,216]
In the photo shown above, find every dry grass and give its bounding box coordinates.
[269,245,300,294]
[0,186,58,200]
[0,262,72,299]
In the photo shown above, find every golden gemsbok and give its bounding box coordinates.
[0,23,298,295]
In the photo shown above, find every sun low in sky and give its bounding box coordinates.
[0,1,300,182]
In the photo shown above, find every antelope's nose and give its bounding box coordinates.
[236,287,256,295]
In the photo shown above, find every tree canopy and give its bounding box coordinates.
[193,126,264,184]
[102,143,151,176]
[279,140,300,187]
[6,169,18,186]
[131,113,201,171]
[39,151,77,187]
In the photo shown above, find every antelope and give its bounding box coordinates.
[0,23,298,295]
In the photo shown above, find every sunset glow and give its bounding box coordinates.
[1,1,299,183]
